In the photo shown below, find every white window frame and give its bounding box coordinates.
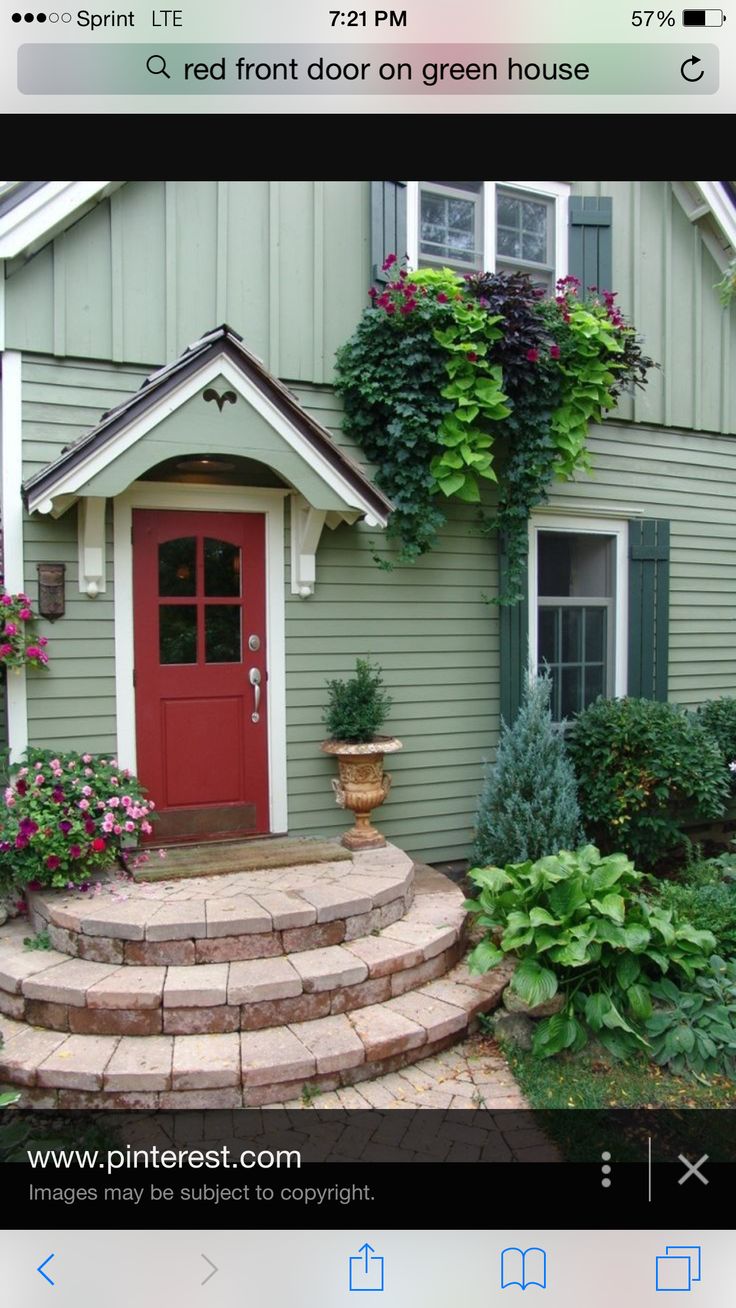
[407,181,570,281]
[528,512,628,715]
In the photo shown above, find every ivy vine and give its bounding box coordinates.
[335,261,655,601]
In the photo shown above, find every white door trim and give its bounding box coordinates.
[113,482,288,835]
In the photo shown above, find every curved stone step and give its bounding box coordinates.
[0,893,467,1036]
[26,844,414,965]
[0,955,514,1108]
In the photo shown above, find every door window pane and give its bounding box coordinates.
[204,538,241,597]
[160,606,197,664]
[159,537,196,596]
[205,606,241,663]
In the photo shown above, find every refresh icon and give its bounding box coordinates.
[680,54,705,80]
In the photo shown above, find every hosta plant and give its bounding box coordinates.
[465,844,716,1060]
[646,957,736,1081]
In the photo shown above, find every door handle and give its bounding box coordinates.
[249,667,261,722]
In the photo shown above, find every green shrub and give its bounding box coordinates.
[322,658,392,744]
[472,669,582,867]
[567,697,729,870]
[646,958,736,1080]
[655,862,736,956]
[696,697,736,776]
[465,844,716,1060]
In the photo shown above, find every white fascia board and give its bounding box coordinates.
[27,352,388,527]
[694,182,736,253]
[0,182,123,259]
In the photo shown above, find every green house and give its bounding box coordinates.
[1,179,735,863]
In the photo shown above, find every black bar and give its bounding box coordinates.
[683,10,707,23]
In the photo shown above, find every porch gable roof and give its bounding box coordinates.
[21,324,392,525]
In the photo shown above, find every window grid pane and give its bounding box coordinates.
[539,605,608,720]
[419,184,482,268]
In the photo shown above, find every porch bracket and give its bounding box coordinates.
[290,494,328,598]
[78,495,107,596]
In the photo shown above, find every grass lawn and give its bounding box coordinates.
[503,1043,736,1110]
[496,1039,736,1161]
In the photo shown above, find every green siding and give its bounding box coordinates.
[17,352,736,861]
[6,181,735,433]
[6,182,371,385]
[576,181,736,435]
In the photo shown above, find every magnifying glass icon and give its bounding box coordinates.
[146,53,170,78]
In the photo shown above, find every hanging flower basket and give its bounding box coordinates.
[335,263,656,603]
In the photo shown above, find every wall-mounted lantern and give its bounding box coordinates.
[36,563,65,621]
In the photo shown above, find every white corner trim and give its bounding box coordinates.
[27,351,387,527]
[0,259,5,353]
[528,511,628,701]
[77,496,107,596]
[290,494,327,597]
[0,350,28,761]
[113,483,288,835]
[0,182,123,260]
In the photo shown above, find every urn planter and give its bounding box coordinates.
[321,736,403,850]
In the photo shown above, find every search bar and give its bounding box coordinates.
[18,43,718,93]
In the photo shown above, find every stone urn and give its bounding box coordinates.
[321,736,403,850]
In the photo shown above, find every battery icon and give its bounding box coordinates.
[682,8,725,21]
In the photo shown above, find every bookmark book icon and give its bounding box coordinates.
[501,1247,547,1291]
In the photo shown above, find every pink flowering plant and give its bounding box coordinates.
[0,588,49,671]
[0,749,155,890]
[336,261,655,601]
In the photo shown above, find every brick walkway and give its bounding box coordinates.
[277,1033,527,1110]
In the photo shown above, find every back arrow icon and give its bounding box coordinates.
[680,55,705,80]
[201,1254,218,1285]
[37,1254,55,1286]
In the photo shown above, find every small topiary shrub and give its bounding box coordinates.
[472,669,583,867]
[696,697,736,780]
[322,658,392,744]
[567,697,730,871]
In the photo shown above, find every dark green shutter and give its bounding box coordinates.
[371,181,407,284]
[498,534,529,727]
[628,519,670,701]
[568,196,613,294]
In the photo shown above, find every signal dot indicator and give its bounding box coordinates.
[12,11,22,18]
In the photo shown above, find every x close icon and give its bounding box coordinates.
[678,1153,709,1186]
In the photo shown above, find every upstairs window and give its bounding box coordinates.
[410,181,569,287]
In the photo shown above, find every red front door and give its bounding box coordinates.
[132,508,269,841]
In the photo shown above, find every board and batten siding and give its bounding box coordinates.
[4,182,371,386]
[575,180,735,437]
[4,180,736,431]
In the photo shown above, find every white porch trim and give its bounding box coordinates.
[1,350,28,761]
[29,353,384,526]
[113,482,289,836]
[0,182,123,261]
